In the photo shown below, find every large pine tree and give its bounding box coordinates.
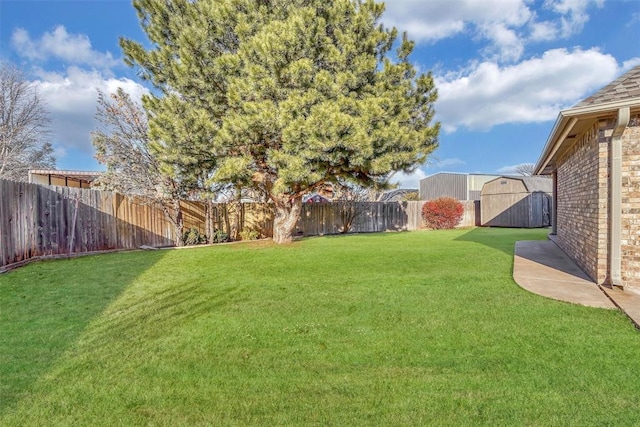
[122,0,439,243]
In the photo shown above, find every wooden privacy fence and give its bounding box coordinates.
[295,201,423,235]
[0,180,175,269]
[459,200,481,228]
[0,179,425,269]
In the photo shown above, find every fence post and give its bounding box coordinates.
[68,192,80,254]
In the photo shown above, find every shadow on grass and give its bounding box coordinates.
[84,280,250,350]
[0,249,167,415]
[453,227,550,256]
[514,240,594,281]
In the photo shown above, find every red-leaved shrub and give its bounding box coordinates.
[421,197,464,229]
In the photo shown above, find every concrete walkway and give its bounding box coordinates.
[514,240,640,329]
[514,241,615,308]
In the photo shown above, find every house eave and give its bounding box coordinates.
[534,99,640,175]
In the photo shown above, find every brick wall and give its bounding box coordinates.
[621,116,640,290]
[555,121,610,283]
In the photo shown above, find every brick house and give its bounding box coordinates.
[535,65,640,291]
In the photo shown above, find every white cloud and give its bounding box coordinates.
[32,66,148,155]
[480,23,524,62]
[384,0,531,42]
[383,0,532,62]
[9,26,141,166]
[528,21,558,42]
[384,0,605,63]
[545,0,604,37]
[622,57,640,70]
[11,26,118,69]
[434,47,622,131]
[52,146,68,161]
[497,163,534,175]
[390,168,427,189]
[527,0,604,43]
[429,157,466,169]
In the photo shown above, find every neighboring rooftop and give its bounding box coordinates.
[377,189,418,202]
[573,65,640,108]
[421,172,500,178]
[28,169,102,188]
[29,169,102,181]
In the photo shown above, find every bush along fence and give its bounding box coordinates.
[0,179,426,270]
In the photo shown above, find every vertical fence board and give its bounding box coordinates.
[1,179,448,269]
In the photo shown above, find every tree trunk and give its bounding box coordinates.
[339,201,357,234]
[205,198,214,244]
[228,197,241,242]
[162,198,184,247]
[272,195,302,244]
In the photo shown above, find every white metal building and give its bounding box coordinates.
[419,172,500,201]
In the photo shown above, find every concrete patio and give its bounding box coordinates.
[513,240,640,329]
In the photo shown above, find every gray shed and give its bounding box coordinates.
[480,176,552,228]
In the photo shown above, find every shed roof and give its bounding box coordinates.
[535,65,640,175]
[487,176,552,193]
[511,176,552,193]
[420,172,500,181]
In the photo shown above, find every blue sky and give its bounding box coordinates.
[1,0,639,188]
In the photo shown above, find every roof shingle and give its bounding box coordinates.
[573,65,640,108]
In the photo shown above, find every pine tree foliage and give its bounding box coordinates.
[0,63,55,182]
[121,0,439,243]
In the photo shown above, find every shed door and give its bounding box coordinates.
[542,195,551,227]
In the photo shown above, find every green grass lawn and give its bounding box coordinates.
[1,228,639,426]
